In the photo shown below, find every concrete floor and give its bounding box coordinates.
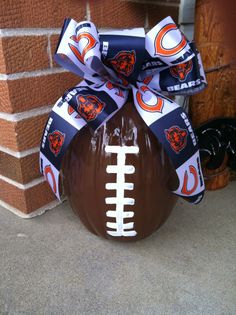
[0,183,236,315]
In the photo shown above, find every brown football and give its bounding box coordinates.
[62,100,178,241]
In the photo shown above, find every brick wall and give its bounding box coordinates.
[0,0,180,217]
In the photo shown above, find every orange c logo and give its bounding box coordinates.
[69,32,97,64]
[106,81,124,98]
[181,165,198,195]
[136,86,164,112]
[143,76,153,85]
[44,165,57,193]
[154,23,187,57]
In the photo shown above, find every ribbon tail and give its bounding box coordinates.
[40,80,128,200]
[132,84,205,203]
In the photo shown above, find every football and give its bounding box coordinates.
[62,100,178,241]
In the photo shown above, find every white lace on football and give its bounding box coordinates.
[105,145,139,237]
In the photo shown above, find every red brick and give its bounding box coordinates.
[0,72,80,113]
[16,113,50,151]
[0,151,23,183]
[0,119,18,150]
[0,36,49,74]
[0,179,56,214]
[0,113,49,151]
[0,81,11,111]
[25,181,56,213]
[0,39,6,73]
[21,153,41,183]
[0,151,41,184]
[147,4,179,28]
[89,0,146,28]
[0,0,86,28]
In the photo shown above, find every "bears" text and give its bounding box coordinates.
[167,79,201,92]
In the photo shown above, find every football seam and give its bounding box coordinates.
[105,145,139,237]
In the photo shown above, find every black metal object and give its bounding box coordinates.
[195,118,236,171]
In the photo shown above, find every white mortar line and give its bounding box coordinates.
[0,26,118,37]
[145,6,149,29]
[122,0,179,7]
[86,1,91,21]
[0,145,39,158]
[0,105,52,122]
[0,198,63,219]
[0,68,68,80]
[0,28,61,37]
[0,174,45,190]
[47,35,54,68]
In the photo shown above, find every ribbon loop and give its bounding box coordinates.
[145,16,193,65]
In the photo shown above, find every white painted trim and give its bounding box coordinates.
[179,0,196,40]
[0,145,39,158]
[177,0,196,113]
[0,105,52,122]
[0,198,62,219]
[0,67,68,80]
[179,0,196,24]
[180,23,195,41]
[0,174,45,190]
[0,28,61,37]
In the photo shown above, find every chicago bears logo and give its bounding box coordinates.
[170,60,193,82]
[69,32,97,65]
[143,76,153,85]
[77,94,105,121]
[136,86,164,113]
[108,50,136,77]
[165,126,188,154]
[48,130,65,156]
[154,23,187,57]
[68,105,81,119]
[44,165,57,193]
[106,81,124,97]
[181,165,198,196]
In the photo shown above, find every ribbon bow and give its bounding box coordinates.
[40,17,207,204]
